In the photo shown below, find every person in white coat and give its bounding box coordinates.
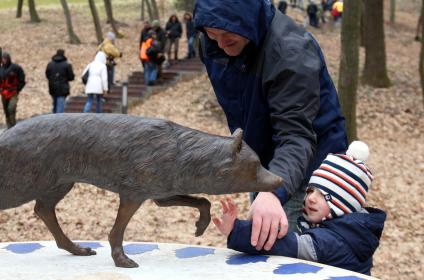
[82,51,108,113]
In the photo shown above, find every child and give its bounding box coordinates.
[213,141,386,275]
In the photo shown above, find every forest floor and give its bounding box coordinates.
[0,2,423,280]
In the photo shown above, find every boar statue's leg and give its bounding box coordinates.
[34,183,96,256]
[108,198,143,268]
[153,195,211,237]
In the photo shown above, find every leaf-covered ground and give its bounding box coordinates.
[0,2,423,279]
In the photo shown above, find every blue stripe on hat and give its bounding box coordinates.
[323,160,369,193]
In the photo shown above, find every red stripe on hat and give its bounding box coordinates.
[313,170,365,206]
[331,197,351,214]
[320,165,367,199]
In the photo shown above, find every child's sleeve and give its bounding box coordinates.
[227,219,318,262]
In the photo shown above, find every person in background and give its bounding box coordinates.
[140,30,163,86]
[193,0,347,252]
[213,142,386,275]
[151,20,167,77]
[0,52,25,128]
[184,12,197,59]
[307,0,319,28]
[45,49,75,113]
[278,0,288,14]
[165,14,182,62]
[140,20,152,45]
[82,51,108,113]
[97,32,122,89]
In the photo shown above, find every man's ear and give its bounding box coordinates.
[231,128,243,155]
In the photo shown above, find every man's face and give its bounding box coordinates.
[304,187,331,223]
[204,27,250,56]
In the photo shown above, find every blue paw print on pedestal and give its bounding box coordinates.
[175,247,215,258]
[124,243,159,255]
[4,243,44,254]
[274,262,323,275]
[75,241,103,250]
[226,254,269,265]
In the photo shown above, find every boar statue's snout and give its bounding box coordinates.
[257,167,283,191]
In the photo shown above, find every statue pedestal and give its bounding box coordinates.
[0,241,378,280]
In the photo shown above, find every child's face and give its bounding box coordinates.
[304,187,330,223]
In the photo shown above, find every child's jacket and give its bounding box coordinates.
[227,207,386,275]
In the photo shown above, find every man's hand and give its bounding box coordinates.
[248,192,288,251]
[212,198,238,238]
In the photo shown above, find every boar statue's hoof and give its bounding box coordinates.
[195,215,211,237]
[67,245,97,256]
[113,253,139,268]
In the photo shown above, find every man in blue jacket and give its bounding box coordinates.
[194,0,347,252]
[213,142,386,275]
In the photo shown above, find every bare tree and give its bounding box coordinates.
[416,9,422,41]
[60,0,81,44]
[151,0,160,20]
[338,0,361,142]
[362,0,391,88]
[420,0,424,106]
[28,0,41,23]
[104,0,121,37]
[145,0,154,21]
[390,0,396,25]
[141,0,145,21]
[16,0,24,18]
[88,0,103,44]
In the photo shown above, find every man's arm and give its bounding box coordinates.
[17,65,26,92]
[250,36,321,250]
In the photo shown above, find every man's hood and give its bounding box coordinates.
[94,51,107,64]
[193,0,275,47]
[2,52,12,68]
[52,54,67,63]
[323,207,386,261]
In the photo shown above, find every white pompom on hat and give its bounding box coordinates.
[346,141,370,162]
[308,141,374,218]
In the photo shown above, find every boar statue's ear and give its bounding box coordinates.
[231,128,243,155]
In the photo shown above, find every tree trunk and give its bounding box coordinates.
[28,0,41,23]
[362,0,391,88]
[104,0,121,37]
[145,0,154,21]
[150,0,160,20]
[390,0,396,24]
[141,0,145,21]
[16,0,24,18]
[88,0,103,44]
[60,0,81,44]
[420,0,424,107]
[416,10,422,41]
[338,0,361,142]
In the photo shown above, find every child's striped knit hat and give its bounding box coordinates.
[308,141,374,218]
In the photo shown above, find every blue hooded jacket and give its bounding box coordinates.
[194,0,347,203]
[228,208,386,275]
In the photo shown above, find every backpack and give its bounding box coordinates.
[82,69,89,85]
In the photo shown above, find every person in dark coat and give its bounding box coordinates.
[184,12,197,59]
[0,52,25,128]
[307,0,319,28]
[278,0,288,14]
[165,14,183,61]
[45,49,75,113]
[194,0,347,252]
[213,142,386,276]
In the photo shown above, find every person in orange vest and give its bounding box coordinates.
[0,53,25,128]
[140,30,164,86]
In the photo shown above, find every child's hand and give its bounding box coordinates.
[212,198,238,237]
